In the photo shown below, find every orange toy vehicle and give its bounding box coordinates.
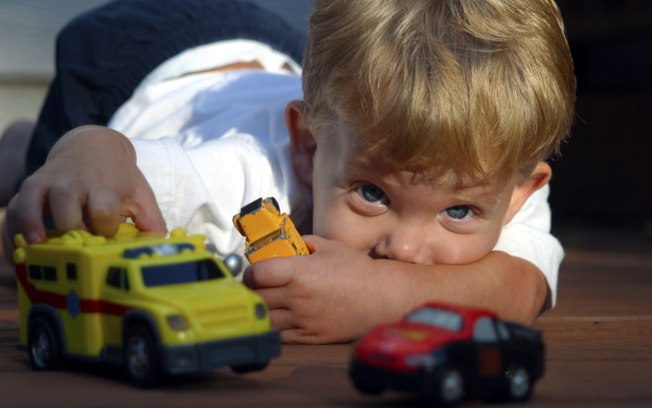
[233,197,309,264]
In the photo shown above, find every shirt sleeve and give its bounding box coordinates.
[493,184,564,310]
[130,136,262,257]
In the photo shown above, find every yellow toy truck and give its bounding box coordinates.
[233,197,309,264]
[13,224,280,387]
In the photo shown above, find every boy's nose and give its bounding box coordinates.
[373,226,433,265]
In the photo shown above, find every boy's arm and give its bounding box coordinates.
[244,235,547,344]
[4,125,166,246]
[494,184,561,310]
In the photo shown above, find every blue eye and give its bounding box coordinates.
[445,205,473,220]
[360,183,386,203]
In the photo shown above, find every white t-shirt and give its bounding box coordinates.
[109,40,563,307]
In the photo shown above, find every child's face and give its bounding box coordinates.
[309,127,519,266]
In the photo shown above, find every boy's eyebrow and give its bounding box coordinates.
[451,182,508,214]
[341,158,359,178]
[342,151,389,179]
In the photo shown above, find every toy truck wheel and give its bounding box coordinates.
[123,324,162,387]
[28,316,62,370]
[231,362,269,374]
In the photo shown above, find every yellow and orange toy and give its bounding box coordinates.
[14,223,280,387]
[233,197,309,264]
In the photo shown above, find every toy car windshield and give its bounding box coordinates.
[405,307,464,332]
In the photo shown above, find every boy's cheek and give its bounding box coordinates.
[312,213,374,252]
[441,245,490,265]
[438,231,501,265]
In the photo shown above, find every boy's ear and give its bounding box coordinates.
[504,162,552,224]
[285,100,316,186]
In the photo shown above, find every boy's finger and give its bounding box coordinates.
[48,183,85,232]
[252,286,291,311]
[126,189,167,234]
[243,261,293,289]
[6,184,47,243]
[280,328,320,345]
[301,235,325,253]
[1,216,14,256]
[268,308,294,331]
[86,189,123,237]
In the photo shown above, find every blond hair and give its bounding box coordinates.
[302,0,576,181]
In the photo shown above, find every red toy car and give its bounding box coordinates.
[349,301,544,406]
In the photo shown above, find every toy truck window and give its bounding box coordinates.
[141,259,224,287]
[28,265,57,282]
[28,265,40,280]
[106,267,130,291]
[66,263,77,281]
[405,307,463,332]
[473,317,499,343]
[496,322,511,340]
[43,266,56,281]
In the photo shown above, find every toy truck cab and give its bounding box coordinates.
[14,224,280,387]
[233,197,309,263]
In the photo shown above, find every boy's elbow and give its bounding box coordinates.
[494,254,549,325]
[512,261,549,325]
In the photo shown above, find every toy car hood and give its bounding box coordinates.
[356,321,464,357]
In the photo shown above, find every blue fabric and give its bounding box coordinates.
[24,0,306,179]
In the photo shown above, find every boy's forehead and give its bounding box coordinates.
[325,119,504,186]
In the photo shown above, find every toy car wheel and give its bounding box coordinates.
[28,316,62,370]
[352,377,385,395]
[434,368,464,407]
[504,364,532,401]
[123,324,162,387]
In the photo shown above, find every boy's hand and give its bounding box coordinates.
[4,126,166,246]
[243,235,405,344]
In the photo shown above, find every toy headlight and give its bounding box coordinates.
[167,314,189,331]
[254,303,268,320]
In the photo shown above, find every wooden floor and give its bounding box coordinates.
[1,245,651,407]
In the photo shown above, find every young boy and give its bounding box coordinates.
[2,0,575,344]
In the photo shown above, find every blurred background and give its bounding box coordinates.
[0,0,650,254]
[549,0,652,253]
[0,0,314,127]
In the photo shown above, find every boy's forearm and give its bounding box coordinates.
[374,251,548,325]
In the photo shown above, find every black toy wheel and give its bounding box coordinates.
[434,367,464,407]
[352,376,385,395]
[504,364,532,401]
[123,324,162,387]
[231,362,269,374]
[28,316,62,370]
